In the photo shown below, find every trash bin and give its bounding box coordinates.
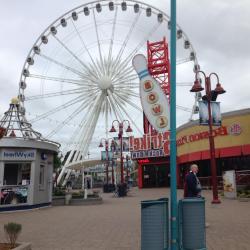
[117,183,127,197]
[141,198,168,250]
[178,198,206,250]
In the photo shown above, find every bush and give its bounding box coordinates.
[53,187,66,196]
[4,222,22,248]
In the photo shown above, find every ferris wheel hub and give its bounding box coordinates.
[97,75,113,90]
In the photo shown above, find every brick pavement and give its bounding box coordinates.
[0,188,249,250]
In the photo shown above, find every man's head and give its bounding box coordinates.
[190,164,199,174]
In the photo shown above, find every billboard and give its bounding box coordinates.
[113,137,130,152]
[101,151,114,161]
[199,101,221,126]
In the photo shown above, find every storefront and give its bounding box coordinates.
[177,108,250,188]
[131,108,250,188]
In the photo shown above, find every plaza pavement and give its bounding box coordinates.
[0,188,249,250]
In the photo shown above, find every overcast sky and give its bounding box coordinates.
[0,0,249,156]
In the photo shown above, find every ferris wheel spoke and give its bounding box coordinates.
[114,92,142,112]
[30,93,88,123]
[73,94,105,162]
[71,20,102,78]
[107,90,124,121]
[111,65,135,82]
[113,23,161,77]
[176,105,192,112]
[106,95,121,121]
[64,93,104,165]
[113,74,138,85]
[26,87,89,101]
[45,101,88,138]
[107,6,118,74]
[52,35,99,80]
[176,82,193,86]
[113,10,142,66]
[111,92,143,136]
[92,8,105,73]
[46,92,98,138]
[28,74,84,86]
[177,57,192,65]
[39,54,86,78]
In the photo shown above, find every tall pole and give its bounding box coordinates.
[170,0,178,249]
[120,127,124,184]
[206,77,221,204]
[105,141,109,185]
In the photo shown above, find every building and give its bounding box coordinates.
[0,99,59,211]
[131,108,250,188]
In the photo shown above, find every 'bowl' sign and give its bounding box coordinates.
[132,54,170,132]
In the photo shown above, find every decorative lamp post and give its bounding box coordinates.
[99,138,114,185]
[126,155,130,182]
[109,120,132,184]
[190,71,226,204]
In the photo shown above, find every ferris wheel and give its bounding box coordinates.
[18,0,201,167]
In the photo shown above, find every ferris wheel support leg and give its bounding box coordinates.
[62,170,72,187]
[57,166,67,185]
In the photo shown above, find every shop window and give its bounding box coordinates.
[39,165,45,190]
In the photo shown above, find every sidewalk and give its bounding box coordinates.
[0,188,249,249]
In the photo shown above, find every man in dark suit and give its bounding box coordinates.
[184,164,202,197]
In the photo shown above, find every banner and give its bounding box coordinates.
[101,151,113,161]
[223,170,237,199]
[199,101,221,126]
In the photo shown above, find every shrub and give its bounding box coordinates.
[4,222,22,248]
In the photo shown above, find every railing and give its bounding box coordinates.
[0,185,29,206]
[198,176,223,190]
[236,170,250,186]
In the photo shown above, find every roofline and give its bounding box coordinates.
[177,108,250,132]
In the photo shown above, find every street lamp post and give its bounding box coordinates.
[109,120,132,184]
[99,138,114,185]
[190,71,226,204]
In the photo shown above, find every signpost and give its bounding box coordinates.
[170,0,178,249]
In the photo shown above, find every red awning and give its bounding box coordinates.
[242,145,250,155]
[188,151,201,162]
[220,146,241,157]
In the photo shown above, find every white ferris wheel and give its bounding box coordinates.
[18,0,201,171]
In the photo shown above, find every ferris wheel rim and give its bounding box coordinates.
[18,0,202,158]
[18,0,199,96]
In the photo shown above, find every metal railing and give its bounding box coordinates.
[0,185,29,206]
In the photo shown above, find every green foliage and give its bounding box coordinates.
[53,153,62,171]
[53,187,66,196]
[4,222,22,248]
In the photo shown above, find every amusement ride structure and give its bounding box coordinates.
[16,0,201,184]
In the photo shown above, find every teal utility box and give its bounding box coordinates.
[178,198,207,250]
[141,198,168,250]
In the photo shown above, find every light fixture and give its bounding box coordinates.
[126,125,133,133]
[109,125,116,133]
[190,79,204,92]
[214,83,226,95]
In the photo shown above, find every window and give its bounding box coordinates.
[39,165,45,189]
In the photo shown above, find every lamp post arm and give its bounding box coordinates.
[209,72,220,83]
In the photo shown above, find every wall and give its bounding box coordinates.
[176,109,250,160]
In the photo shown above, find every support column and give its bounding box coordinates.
[138,164,143,188]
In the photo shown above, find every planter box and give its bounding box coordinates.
[0,242,31,250]
[52,196,102,206]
